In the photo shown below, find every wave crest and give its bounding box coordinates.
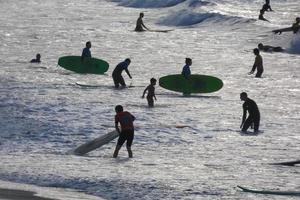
[111,0,186,8]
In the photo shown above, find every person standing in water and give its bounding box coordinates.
[240,92,260,133]
[81,41,91,61]
[112,58,132,88]
[181,58,192,79]
[262,0,273,12]
[135,12,149,32]
[113,105,135,158]
[249,48,264,78]
[142,78,157,107]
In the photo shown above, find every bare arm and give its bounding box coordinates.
[115,122,121,133]
[142,86,149,98]
[241,108,247,128]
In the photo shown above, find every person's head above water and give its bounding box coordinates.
[253,48,260,55]
[125,58,131,64]
[240,92,248,101]
[86,41,91,48]
[258,43,264,49]
[150,78,157,85]
[296,17,300,23]
[185,58,192,65]
[115,105,123,113]
[36,53,41,60]
[139,12,144,18]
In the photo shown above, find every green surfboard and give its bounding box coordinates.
[159,74,223,93]
[237,186,300,196]
[58,56,109,74]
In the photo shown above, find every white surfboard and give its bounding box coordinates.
[73,130,119,156]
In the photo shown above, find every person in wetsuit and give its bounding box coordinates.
[142,78,157,107]
[81,41,91,61]
[262,0,273,11]
[258,43,284,52]
[274,17,300,34]
[249,48,264,78]
[181,58,192,78]
[112,58,132,88]
[240,92,260,133]
[135,12,149,32]
[292,17,300,34]
[113,105,135,158]
[30,53,41,63]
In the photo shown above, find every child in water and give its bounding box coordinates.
[142,78,157,107]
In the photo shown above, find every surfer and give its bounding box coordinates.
[30,53,41,63]
[81,41,91,61]
[181,58,192,79]
[113,105,135,158]
[274,17,300,34]
[142,78,157,107]
[258,9,270,22]
[262,0,273,11]
[249,48,264,78]
[112,58,132,88]
[258,43,284,52]
[240,92,260,133]
[135,12,149,32]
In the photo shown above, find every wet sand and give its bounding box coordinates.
[0,188,57,200]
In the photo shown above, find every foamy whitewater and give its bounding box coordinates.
[0,0,299,199]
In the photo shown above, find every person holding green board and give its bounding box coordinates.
[181,58,192,79]
[81,41,91,61]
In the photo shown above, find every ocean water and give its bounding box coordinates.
[0,0,299,199]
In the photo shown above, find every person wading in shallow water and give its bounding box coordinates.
[240,92,260,133]
[113,105,135,158]
[249,48,264,78]
[135,12,149,32]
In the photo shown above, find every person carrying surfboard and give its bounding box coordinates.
[135,12,150,32]
[112,58,132,88]
[142,78,157,107]
[30,53,41,63]
[240,92,260,133]
[113,105,135,158]
[273,17,300,34]
[181,58,192,79]
[249,48,264,78]
[81,41,91,61]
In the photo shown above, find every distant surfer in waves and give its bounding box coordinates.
[135,12,149,32]
[262,0,273,12]
[292,17,300,34]
[112,58,132,88]
[81,41,91,61]
[181,58,192,79]
[30,53,41,63]
[240,92,260,134]
[249,48,264,78]
[113,105,135,158]
[142,78,157,107]
[273,17,300,34]
[258,9,270,22]
[258,43,284,52]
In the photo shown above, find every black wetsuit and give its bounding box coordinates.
[242,98,260,132]
[112,61,131,88]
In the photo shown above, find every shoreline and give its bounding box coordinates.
[0,180,104,200]
[0,188,56,200]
